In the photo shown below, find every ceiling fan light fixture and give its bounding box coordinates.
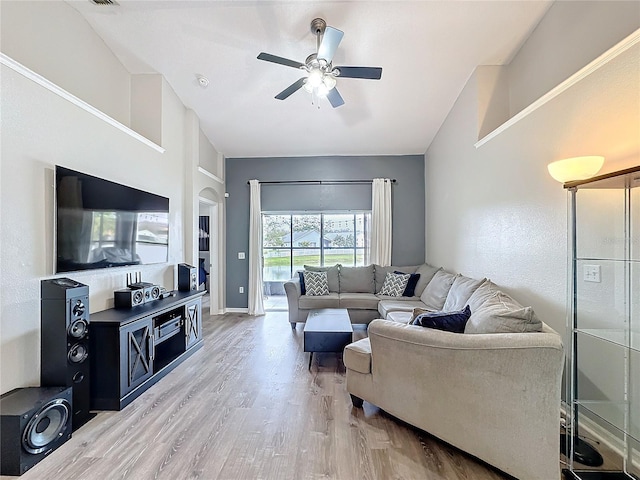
[316,83,330,98]
[303,80,314,93]
[307,68,324,88]
[323,74,337,90]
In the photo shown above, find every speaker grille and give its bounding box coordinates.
[22,399,70,455]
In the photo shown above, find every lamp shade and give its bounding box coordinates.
[547,156,605,183]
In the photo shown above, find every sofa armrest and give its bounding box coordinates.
[365,319,564,480]
[284,276,302,325]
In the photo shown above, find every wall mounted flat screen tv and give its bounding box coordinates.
[55,166,169,273]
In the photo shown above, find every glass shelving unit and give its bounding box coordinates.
[563,166,640,480]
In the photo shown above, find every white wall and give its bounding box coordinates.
[1,0,131,125]
[424,0,639,441]
[0,1,222,394]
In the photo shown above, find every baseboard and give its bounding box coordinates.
[562,405,640,471]
[225,308,249,313]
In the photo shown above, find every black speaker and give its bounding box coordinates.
[40,278,93,431]
[143,285,161,303]
[0,386,72,476]
[178,263,198,292]
[113,288,145,308]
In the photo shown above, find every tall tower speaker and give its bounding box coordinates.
[41,278,93,431]
[178,263,198,291]
[1,386,72,476]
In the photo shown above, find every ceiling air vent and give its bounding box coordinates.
[90,0,119,5]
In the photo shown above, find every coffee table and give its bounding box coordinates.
[303,308,353,369]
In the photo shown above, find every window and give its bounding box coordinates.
[262,212,370,282]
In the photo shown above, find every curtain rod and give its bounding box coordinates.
[247,179,397,185]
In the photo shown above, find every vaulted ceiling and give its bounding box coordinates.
[69,0,552,158]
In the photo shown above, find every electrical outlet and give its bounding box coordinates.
[239,286,244,294]
[583,264,601,283]
[238,252,245,260]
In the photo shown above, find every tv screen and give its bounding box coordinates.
[55,166,169,273]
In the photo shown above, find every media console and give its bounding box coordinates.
[89,290,205,410]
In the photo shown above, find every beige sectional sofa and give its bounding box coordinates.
[284,263,441,328]
[286,263,565,480]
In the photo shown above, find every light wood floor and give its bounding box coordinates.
[5,309,523,480]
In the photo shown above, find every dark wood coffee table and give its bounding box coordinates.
[303,308,353,369]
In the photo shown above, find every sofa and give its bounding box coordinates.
[284,263,441,328]
[343,268,564,480]
[286,263,564,479]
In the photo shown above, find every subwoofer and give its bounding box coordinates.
[0,386,72,476]
[178,263,198,292]
[40,278,93,431]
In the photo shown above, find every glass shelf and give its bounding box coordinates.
[566,166,639,478]
[576,329,640,353]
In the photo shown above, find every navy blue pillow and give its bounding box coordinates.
[395,271,421,297]
[298,271,307,295]
[412,305,471,333]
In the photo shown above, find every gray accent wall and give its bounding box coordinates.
[225,155,425,308]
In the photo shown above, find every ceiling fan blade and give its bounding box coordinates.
[335,66,383,80]
[326,88,345,108]
[258,52,305,69]
[275,78,306,100]
[317,26,344,63]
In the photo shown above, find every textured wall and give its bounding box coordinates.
[0,2,195,394]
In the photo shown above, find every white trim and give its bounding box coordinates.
[197,167,224,184]
[475,28,640,148]
[225,308,249,313]
[0,53,165,154]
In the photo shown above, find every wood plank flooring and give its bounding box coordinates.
[3,308,524,479]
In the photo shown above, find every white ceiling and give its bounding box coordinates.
[68,0,552,158]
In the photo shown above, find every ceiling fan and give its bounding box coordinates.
[257,18,382,108]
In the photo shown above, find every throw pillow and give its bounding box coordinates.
[419,270,457,310]
[304,264,340,292]
[395,271,420,296]
[464,291,542,334]
[442,275,485,311]
[412,305,472,333]
[379,272,410,297]
[409,306,434,324]
[298,271,306,295]
[303,270,329,296]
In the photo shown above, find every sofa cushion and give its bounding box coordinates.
[303,270,329,296]
[396,271,421,297]
[419,270,457,310]
[340,265,375,293]
[386,311,413,323]
[412,305,471,333]
[378,299,428,318]
[299,293,340,309]
[379,272,410,297]
[442,275,485,312]
[339,293,380,310]
[412,264,441,296]
[304,264,340,292]
[374,264,418,292]
[343,338,371,374]
[465,291,543,334]
[466,279,500,313]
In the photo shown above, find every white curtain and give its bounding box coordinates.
[370,178,392,266]
[248,180,265,315]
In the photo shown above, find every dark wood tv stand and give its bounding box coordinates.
[89,290,205,411]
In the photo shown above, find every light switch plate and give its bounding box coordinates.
[238,252,245,260]
[583,264,601,283]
